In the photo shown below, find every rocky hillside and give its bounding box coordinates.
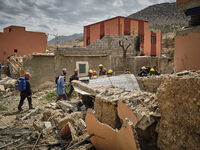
[128,2,189,32]
[48,33,83,44]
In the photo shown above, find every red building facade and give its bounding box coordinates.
[0,25,47,64]
[84,16,161,57]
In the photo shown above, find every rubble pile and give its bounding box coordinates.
[0,77,16,97]
[7,55,24,79]
[156,70,200,150]
[95,87,160,149]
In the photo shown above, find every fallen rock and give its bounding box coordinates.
[57,101,74,112]
[44,121,52,129]
[0,85,5,92]
[33,121,44,132]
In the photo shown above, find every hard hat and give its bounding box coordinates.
[62,68,67,73]
[141,66,146,70]
[103,68,107,72]
[99,64,103,67]
[89,69,93,74]
[25,72,31,77]
[150,68,155,72]
[74,69,78,73]
[108,69,113,74]
[92,70,97,75]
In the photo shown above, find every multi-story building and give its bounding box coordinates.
[84,16,161,57]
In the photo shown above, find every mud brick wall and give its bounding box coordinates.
[156,71,200,150]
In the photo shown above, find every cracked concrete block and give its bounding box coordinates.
[57,101,74,111]
[0,85,5,92]
[86,109,138,150]
[57,114,72,130]
[33,121,44,132]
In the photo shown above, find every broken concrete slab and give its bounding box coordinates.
[88,74,140,92]
[72,80,97,96]
[86,109,138,150]
[57,101,74,112]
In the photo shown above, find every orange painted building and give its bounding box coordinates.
[84,16,161,57]
[0,25,47,64]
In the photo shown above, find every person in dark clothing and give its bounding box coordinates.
[149,66,160,76]
[138,66,148,77]
[18,73,32,111]
[67,69,79,98]
[99,64,106,76]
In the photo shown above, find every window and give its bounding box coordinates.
[79,64,86,73]
[14,49,18,53]
[76,61,89,76]
[9,28,12,32]
[140,35,144,43]
[87,38,90,46]
[151,36,156,44]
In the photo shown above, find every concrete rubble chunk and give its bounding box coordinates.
[57,101,74,112]
[0,85,5,92]
[33,121,44,132]
[57,114,73,130]
[72,80,97,96]
[44,121,52,129]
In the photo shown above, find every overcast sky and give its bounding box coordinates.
[0,0,175,39]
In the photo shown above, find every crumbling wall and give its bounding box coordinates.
[23,54,55,87]
[136,76,163,93]
[156,71,200,150]
[86,35,137,56]
[55,50,111,79]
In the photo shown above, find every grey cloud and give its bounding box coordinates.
[0,0,175,36]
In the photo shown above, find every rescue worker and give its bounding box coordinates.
[107,69,113,77]
[61,68,67,81]
[88,69,93,79]
[92,70,97,76]
[18,73,32,111]
[67,69,79,98]
[99,64,106,76]
[56,74,67,101]
[138,66,148,77]
[149,66,160,75]
[124,68,131,74]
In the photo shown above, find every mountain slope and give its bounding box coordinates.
[128,2,188,26]
[48,33,83,44]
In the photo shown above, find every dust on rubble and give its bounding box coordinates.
[0,75,94,150]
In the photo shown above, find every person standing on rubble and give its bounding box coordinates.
[67,69,79,98]
[56,74,67,101]
[18,73,33,111]
[0,62,2,80]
